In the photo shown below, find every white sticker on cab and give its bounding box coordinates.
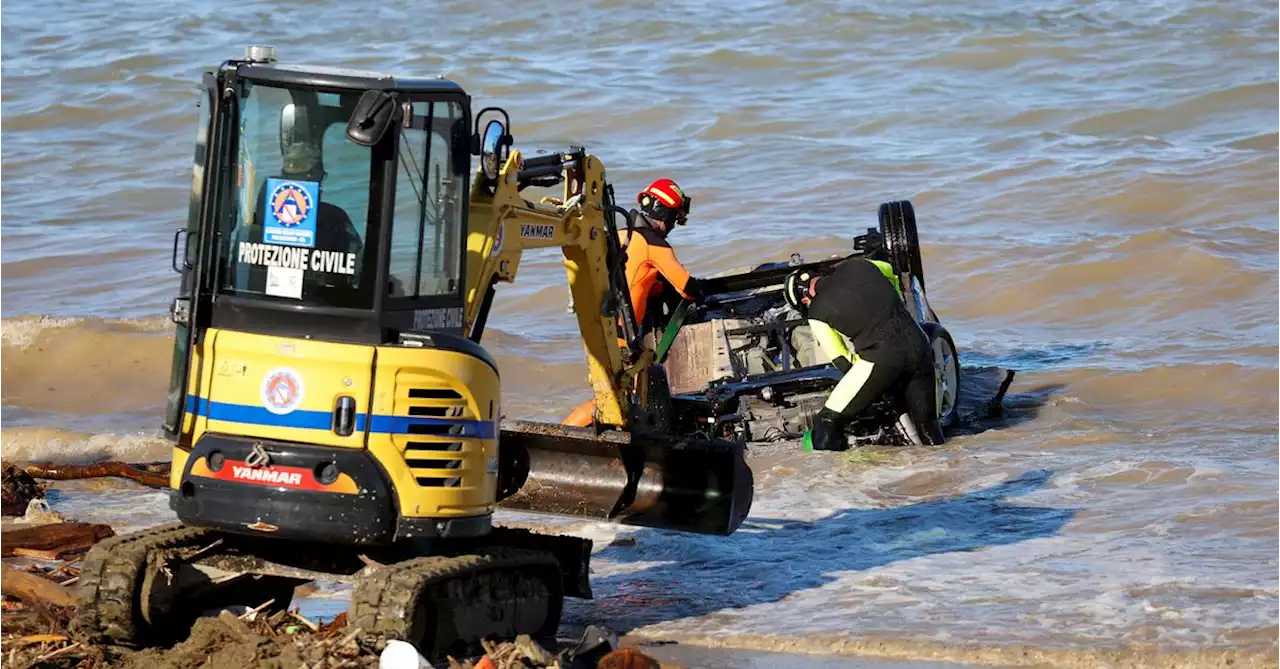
[265,266,304,300]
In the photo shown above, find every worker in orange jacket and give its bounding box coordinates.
[563,178,705,427]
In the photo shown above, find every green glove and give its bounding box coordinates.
[803,429,814,452]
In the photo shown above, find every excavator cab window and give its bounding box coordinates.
[387,101,464,301]
[219,81,377,309]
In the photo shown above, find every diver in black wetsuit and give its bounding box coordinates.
[783,257,945,451]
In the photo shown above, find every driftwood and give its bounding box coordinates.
[1,522,115,560]
[0,565,75,609]
[22,461,169,489]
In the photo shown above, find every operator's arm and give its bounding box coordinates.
[810,319,855,373]
[648,244,704,303]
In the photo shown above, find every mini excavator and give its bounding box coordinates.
[70,46,753,660]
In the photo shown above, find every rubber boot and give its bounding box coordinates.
[803,408,850,452]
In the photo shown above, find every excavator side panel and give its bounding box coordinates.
[368,344,501,525]
[169,330,499,544]
[189,329,375,449]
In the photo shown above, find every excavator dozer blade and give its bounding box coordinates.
[496,420,753,536]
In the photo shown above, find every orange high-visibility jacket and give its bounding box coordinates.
[621,225,697,327]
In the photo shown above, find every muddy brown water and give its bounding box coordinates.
[2,0,1277,666]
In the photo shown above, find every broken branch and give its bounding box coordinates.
[22,461,169,488]
[0,564,76,609]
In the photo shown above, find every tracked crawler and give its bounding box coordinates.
[70,45,752,661]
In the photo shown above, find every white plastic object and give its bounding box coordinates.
[379,640,430,669]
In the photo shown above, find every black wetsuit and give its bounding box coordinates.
[805,257,944,447]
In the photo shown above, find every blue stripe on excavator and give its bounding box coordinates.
[183,396,496,439]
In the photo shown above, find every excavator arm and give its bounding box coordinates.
[462,145,647,429]
[455,122,751,537]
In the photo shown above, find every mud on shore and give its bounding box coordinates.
[1,598,678,669]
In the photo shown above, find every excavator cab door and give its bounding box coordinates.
[163,73,223,444]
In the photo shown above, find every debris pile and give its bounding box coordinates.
[437,625,665,669]
[0,460,676,669]
[2,461,46,516]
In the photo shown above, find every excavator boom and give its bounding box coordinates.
[463,142,637,426]
[459,125,753,534]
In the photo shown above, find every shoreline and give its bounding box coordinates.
[622,632,1279,669]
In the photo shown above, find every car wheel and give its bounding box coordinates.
[878,200,926,291]
[922,324,960,427]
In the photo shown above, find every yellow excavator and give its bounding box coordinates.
[70,46,752,660]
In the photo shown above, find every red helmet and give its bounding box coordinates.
[638,178,691,226]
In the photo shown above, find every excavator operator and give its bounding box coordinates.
[783,257,945,451]
[622,177,705,329]
[562,177,706,427]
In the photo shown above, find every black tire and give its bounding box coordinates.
[878,200,925,291]
[921,323,961,428]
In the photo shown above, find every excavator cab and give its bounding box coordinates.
[166,52,474,444]
[73,46,753,659]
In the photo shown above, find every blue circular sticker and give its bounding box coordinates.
[269,181,314,228]
[260,366,305,415]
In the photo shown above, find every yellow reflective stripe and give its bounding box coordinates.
[824,356,876,413]
[869,259,901,294]
[810,319,850,364]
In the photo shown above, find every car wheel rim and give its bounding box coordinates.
[934,337,958,422]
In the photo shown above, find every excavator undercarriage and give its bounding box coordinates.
[69,46,753,661]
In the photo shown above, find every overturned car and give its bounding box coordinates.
[652,200,961,446]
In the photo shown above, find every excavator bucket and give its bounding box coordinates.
[496,420,753,536]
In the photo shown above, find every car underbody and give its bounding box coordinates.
[655,201,963,447]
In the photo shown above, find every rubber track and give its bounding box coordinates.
[70,521,217,646]
[349,546,562,657]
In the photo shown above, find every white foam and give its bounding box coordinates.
[1,316,87,348]
[0,428,170,465]
[0,315,171,349]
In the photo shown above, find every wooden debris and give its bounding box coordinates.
[1,462,44,517]
[8,634,68,646]
[1,522,115,560]
[22,461,169,488]
[215,610,257,643]
[0,561,650,669]
[290,610,320,632]
[0,565,75,609]
[23,641,81,666]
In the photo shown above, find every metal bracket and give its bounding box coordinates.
[170,297,191,326]
[245,443,271,468]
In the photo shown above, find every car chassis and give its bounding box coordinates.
[653,200,962,446]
